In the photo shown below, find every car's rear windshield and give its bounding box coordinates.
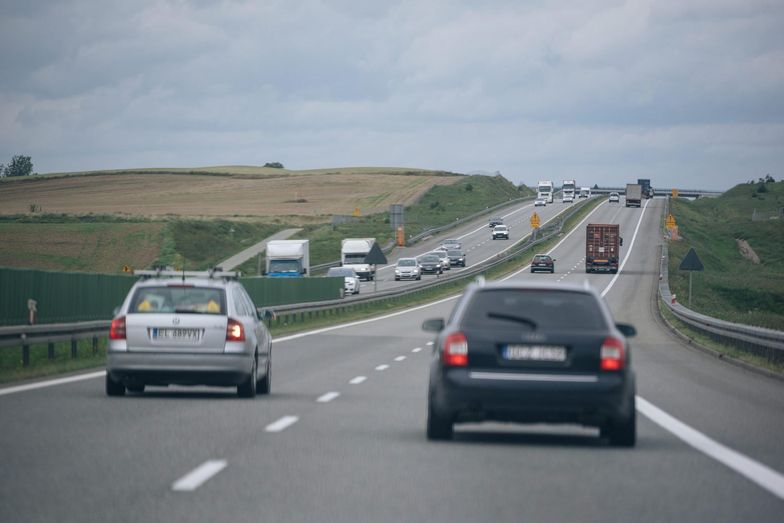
[534,255,550,261]
[130,286,226,315]
[461,289,607,331]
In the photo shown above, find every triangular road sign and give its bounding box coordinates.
[679,248,704,271]
[365,242,388,265]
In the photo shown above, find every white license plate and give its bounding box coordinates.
[151,328,201,341]
[503,345,566,362]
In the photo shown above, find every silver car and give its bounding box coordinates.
[430,249,451,270]
[395,257,421,281]
[106,270,272,398]
[327,266,361,295]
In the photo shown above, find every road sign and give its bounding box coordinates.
[672,188,679,198]
[679,248,704,307]
[665,213,677,231]
[530,212,541,229]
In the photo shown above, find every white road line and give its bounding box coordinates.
[317,392,340,403]
[412,347,422,353]
[426,341,434,346]
[349,376,367,385]
[601,199,650,298]
[0,370,106,397]
[265,416,299,432]
[375,364,389,371]
[394,356,406,362]
[637,396,784,500]
[172,460,227,492]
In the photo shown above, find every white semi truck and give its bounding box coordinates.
[579,187,591,198]
[265,240,310,278]
[537,180,554,203]
[341,238,377,281]
[562,179,576,203]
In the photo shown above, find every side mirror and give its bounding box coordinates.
[303,268,308,275]
[552,258,557,262]
[422,318,445,332]
[619,237,624,246]
[616,323,636,337]
[262,270,268,276]
[259,308,276,321]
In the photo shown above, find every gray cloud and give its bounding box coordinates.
[0,0,782,189]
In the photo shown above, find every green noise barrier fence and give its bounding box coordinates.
[0,267,344,326]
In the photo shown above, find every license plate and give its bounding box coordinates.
[151,328,201,341]
[503,345,566,362]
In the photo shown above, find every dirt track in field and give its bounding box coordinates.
[0,171,459,218]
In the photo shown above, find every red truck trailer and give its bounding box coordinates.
[586,224,621,273]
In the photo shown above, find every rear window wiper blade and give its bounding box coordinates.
[486,312,538,329]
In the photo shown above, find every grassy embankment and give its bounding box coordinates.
[662,179,784,374]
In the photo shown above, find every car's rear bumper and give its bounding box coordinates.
[107,351,253,386]
[430,367,635,427]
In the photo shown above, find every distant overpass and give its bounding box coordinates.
[590,187,723,199]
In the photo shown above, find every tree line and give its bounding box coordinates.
[0,155,35,178]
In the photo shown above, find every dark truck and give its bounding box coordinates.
[637,178,653,199]
[586,223,622,273]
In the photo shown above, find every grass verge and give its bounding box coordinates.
[657,298,784,377]
[0,338,107,384]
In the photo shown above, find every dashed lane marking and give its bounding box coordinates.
[349,376,367,385]
[265,416,299,433]
[317,392,340,403]
[172,460,227,492]
[394,356,406,362]
[375,364,390,371]
[412,347,423,353]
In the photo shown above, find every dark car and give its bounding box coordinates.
[447,249,466,267]
[423,281,637,446]
[530,253,555,273]
[488,217,504,228]
[419,254,443,275]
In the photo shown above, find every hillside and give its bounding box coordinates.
[668,179,784,329]
[0,166,461,219]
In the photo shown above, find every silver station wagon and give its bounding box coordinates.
[106,269,272,398]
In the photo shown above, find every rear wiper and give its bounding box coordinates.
[486,312,538,329]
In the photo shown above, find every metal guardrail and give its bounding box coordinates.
[0,197,594,369]
[657,199,784,363]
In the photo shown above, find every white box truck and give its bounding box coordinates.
[579,187,591,198]
[341,238,376,281]
[537,180,554,203]
[562,179,576,203]
[265,240,310,277]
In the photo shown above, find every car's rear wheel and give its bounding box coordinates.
[106,373,125,397]
[426,403,453,441]
[238,356,257,398]
[601,404,636,447]
[257,352,271,395]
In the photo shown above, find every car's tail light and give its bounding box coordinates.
[226,318,245,341]
[600,336,625,371]
[443,332,468,367]
[109,316,126,340]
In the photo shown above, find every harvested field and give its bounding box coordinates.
[0,168,461,218]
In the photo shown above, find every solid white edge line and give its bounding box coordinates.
[172,460,227,492]
[317,391,340,403]
[265,415,299,433]
[0,370,106,397]
[637,396,784,500]
[601,199,650,298]
[349,376,367,385]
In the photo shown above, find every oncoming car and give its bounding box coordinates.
[106,270,272,398]
[327,266,361,295]
[447,249,466,267]
[423,281,637,446]
[492,225,510,240]
[534,198,547,207]
[488,217,504,228]
[609,192,620,203]
[395,257,421,281]
[419,254,443,275]
[431,249,451,271]
[440,239,462,251]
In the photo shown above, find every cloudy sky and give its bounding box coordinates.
[1,0,782,189]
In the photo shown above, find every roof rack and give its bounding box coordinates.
[134,267,241,280]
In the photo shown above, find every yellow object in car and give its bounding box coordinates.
[207,300,220,313]
[137,299,152,312]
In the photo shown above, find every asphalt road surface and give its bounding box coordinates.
[1,197,782,522]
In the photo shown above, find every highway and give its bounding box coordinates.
[1,197,783,522]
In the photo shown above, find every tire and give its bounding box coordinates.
[237,356,257,398]
[530,268,535,273]
[426,402,453,441]
[395,277,399,281]
[257,351,271,395]
[126,383,145,394]
[601,400,636,447]
[417,275,421,280]
[551,268,555,274]
[106,373,125,397]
